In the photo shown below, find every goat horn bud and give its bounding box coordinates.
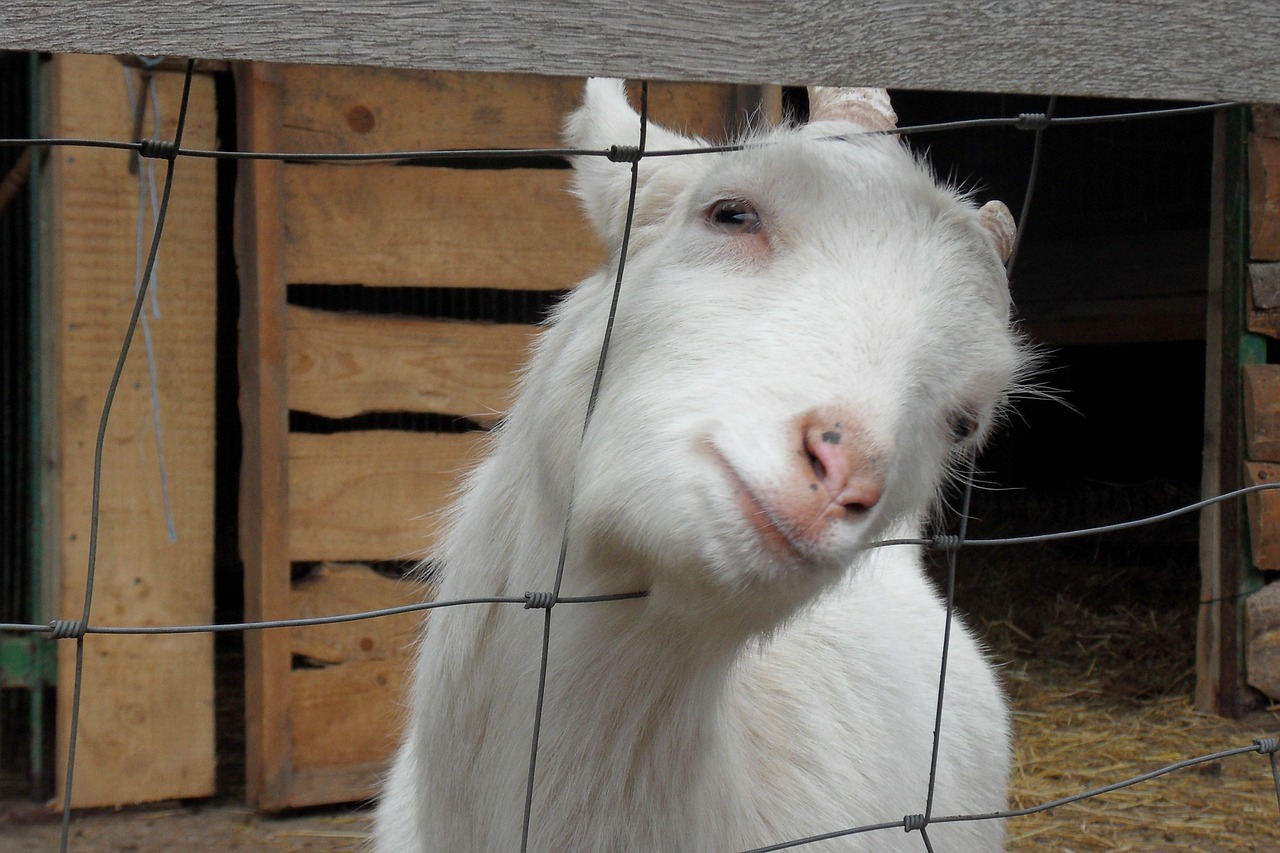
[807,87,898,131]
[979,200,1017,263]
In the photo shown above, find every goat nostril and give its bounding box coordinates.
[807,447,827,483]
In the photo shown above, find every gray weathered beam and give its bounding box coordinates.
[1,1,1278,103]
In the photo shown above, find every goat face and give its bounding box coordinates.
[526,80,1024,624]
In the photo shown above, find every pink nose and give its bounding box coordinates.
[799,412,885,514]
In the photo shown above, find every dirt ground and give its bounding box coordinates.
[4,482,1280,851]
[0,800,372,852]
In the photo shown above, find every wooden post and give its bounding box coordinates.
[233,61,296,808]
[1198,106,1257,717]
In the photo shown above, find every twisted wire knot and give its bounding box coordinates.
[902,813,928,832]
[137,138,179,160]
[1014,112,1052,131]
[607,145,642,163]
[1255,737,1279,754]
[524,591,557,610]
[48,619,87,639]
[931,533,963,552]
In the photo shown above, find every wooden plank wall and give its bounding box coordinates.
[1243,105,1280,703]
[236,62,778,809]
[42,54,217,807]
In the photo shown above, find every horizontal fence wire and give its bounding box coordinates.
[6,480,1280,639]
[5,65,1274,853]
[0,100,1239,164]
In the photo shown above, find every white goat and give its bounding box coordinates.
[375,79,1025,852]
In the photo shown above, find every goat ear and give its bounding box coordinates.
[566,78,702,246]
[978,200,1017,265]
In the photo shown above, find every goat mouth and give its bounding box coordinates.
[707,445,808,564]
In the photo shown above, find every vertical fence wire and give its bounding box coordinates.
[916,93,1058,852]
[57,58,196,853]
[520,81,651,853]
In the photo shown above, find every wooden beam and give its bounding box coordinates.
[4,1,1280,102]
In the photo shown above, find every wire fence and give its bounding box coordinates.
[1,56,1278,852]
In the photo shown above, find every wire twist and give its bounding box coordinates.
[1013,112,1052,131]
[607,144,643,163]
[48,620,88,640]
[523,591,557,610]
[136,137,179,160]
[930,533,963,552]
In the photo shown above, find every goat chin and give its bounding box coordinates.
[373,79,1025,853]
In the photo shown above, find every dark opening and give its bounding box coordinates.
[0,50,39,800]
[894,91,1213,702]
[212,68,246,799]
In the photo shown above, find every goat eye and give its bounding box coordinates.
[949,413,980,443]
[705,198,762,234]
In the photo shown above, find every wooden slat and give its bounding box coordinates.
[1245,365,1280,463]
[1249,133,1280,261]
[1246,462,1280,572]
[283,658,409,805]
[282,164,602,289]
[287,306,535,426]
[622,80,778,141]
[276,65,771,154]
[279,65,580,153]
[288,431,485,562]
[281,562,426,806]
[289,561,428,665]
[234,61,295,810]
[46,54,216,807]
[9,2,1280,103]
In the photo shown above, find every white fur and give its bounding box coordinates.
[374,79,1024,852]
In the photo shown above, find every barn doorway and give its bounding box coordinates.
[892,91,1217,709]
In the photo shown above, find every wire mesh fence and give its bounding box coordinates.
[1,56,1278,852]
